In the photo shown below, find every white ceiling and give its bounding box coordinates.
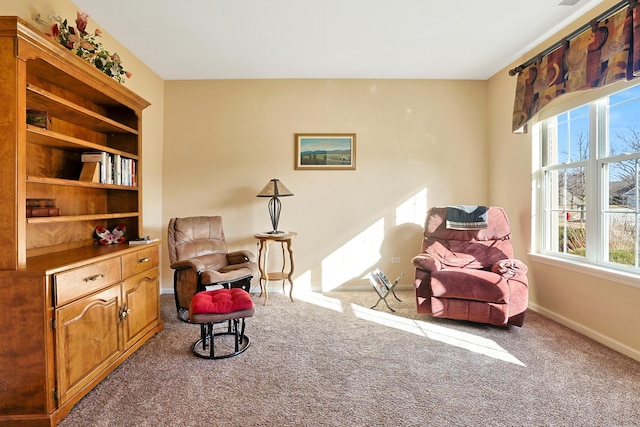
[71,0,604,81]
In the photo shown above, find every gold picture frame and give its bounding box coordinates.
[295,133,356,170]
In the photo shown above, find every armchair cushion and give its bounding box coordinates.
[423,237,514,270]
[169,216,228,262]
[430,269,509,304]
[201,267,252,285]
[190,288,254,315]
[425,206,512,242]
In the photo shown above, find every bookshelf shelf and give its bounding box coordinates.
[27,83,139,135]
[26,126,139,159]
[27,212,139,224]
[26,175,139,190]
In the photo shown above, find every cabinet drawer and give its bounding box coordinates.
[54,257,122,306]
[122,246,159,278]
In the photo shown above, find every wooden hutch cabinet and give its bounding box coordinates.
[0,17,164,426]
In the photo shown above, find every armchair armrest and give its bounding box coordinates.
[220,263,254,274]
[411,254,442,272]
[227,250,255,265]
[170,258,206,273]
[491,259,528,279]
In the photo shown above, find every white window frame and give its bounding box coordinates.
[532,81,640,287]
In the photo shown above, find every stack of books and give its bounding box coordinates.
[26,198,60,217]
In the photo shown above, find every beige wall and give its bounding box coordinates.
[162,79,489,294]
[487,0,640,361]
[0,0,165,273]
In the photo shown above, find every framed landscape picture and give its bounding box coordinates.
[295,133,356,170]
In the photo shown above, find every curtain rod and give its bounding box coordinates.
[508,0,636,76]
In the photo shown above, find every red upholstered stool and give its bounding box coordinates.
[189,288,255,359]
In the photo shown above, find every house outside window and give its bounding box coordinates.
[536,83,640,273]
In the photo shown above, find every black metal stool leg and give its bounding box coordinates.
[200,324,207,351]
[208,323,215,358]
[233,319,240,353]
[240,318,246,341]
[191,317,252,360]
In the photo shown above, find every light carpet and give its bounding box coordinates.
[58,289,640,427]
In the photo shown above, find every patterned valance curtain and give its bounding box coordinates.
[512,2,639,132]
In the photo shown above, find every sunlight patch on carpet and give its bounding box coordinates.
[350,303,526,366]
[295,292,344,312]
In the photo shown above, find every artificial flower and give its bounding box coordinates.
[34,11,131,84]
[75,11,88,33]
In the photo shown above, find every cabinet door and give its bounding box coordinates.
[55,284,122,405]
[122,267,160,349]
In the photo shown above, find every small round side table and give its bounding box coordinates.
[253,232,297,305]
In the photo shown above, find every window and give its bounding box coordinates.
[537,84,640,272]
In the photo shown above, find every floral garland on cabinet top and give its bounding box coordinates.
[35,11,131,84]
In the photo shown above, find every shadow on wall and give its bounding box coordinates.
[378,222,424,282]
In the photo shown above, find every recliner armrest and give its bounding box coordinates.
[491,259,528,279]
[220,262,253,273]
[227,250,255,265]
[170,258,206,273]
[411,254,442,272]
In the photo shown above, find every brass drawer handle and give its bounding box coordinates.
[138,257,150,263]
[84,273,105,282]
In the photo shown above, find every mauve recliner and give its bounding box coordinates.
[412,206,528,327]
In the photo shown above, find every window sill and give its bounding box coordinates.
[528,253,640,290]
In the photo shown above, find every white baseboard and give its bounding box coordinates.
[528,302,640,363]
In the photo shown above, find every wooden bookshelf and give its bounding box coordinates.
[0,20,149,266]
[0,16,162,426]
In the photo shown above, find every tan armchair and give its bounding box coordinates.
[168,216,257,322]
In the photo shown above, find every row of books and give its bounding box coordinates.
[26,198,61,217]
[80,152,137,186]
